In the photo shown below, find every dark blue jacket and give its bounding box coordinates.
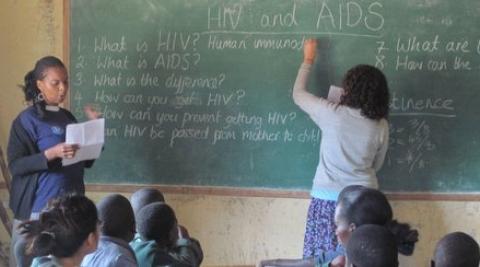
[7,106,93,220]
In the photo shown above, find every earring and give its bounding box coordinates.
[36,92,44,102]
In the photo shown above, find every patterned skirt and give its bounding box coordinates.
[302,198,337,258]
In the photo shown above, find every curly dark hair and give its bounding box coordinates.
[340,64,390,120]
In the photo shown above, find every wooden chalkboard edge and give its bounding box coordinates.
[84,184,311,199]
[0,183,479,201]
[385,192,480,201]
[81,184,480,201]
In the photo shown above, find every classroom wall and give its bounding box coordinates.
[0,0,65,263]
[0,1,479,266]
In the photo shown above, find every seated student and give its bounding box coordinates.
[258,187,418,267]
[130,188,165,216]
[82,194,137,267]
[131,202,203,267]
[432,232,480,267]
[129,188,203,266]
[258,185,366,267]
[346,224,398,267]
[20,195,99,267]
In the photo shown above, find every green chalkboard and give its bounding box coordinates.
[70,0,480,192]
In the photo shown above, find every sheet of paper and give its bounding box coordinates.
[63,118,104,166]
[327,85,344,104]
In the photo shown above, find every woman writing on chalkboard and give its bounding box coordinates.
[7,56,100,267]
[294,39,390,258]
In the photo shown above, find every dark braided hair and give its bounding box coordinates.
[20,56,66,118]
[340,64,390,120]
[20,194,98,258]
[337,188,419,256]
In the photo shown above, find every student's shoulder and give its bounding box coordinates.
[100,236,137,260]
[131,239,160,254]
[314,245,345,266]
[152,252,181,267]
[112,254,138,267]
[31,256,62,267]
[132,240,181,266]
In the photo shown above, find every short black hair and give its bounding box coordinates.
[130,188,165,216]
[136,202,176,245]
[347,224,399,267]
[433,232,480,267]
[97,194,135,242]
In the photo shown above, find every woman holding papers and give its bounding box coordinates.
[293,39,390,259]
[7,56,100,267]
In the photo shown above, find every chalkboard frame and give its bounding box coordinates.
[63,0,480,201]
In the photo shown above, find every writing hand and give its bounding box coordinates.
[303,39,317,64]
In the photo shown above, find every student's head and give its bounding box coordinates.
[340,64,389,120]
[346,224,399,267]
[335,188,391,244]
[334,188,418,255]
[337,185,367,203]
[23,195,99,259]
[130,188,165,216]
[22,56,68,106]
[136,202,178,248]
[97,194,136,242]
[432,232,480,267]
